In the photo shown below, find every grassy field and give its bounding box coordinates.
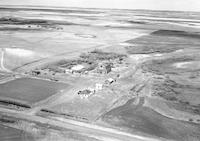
[125,30,200,54]
[0,124,34,141]
[0,78,69,105]
[1,6,200,141]
[40,76,129,121]
[101,98,200,141]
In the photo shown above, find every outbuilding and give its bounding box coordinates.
[97,62,112,74]
[105,78,116,85]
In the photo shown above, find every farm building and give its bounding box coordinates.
[65,64,85,74]
[96,62,112,74]
[95,83,103,91]
[71,65,85,71]
[77,88,95,99]
[104,78,116,85]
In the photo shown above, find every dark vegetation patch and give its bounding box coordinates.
[152,78,180,101]
[80,49,126,61]
[0,17,49,25]
[125,33,200,54]
[0,17,76,26]
[47,49,126,73]
[125,44,177,54]
[167,101,200,115]
[54,49,126,67]
[102,98,200,141]
[41,109,57,114]
[141,56,195,75]
[140,53,200,115]
[57,59,95,68]
[0,27,44,31]
[40,109,88,121]
[0,99,31,109]
[152,77,200,115]
[46,58,97,73]
[151,30,200,39]
[0,115,16,124]
[126,20,147,24]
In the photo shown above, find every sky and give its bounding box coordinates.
[1,0,200,12]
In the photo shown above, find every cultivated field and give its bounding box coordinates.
[0,6,200,141]
[0,77,70,105]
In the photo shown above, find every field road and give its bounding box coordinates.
[0,107,165,141]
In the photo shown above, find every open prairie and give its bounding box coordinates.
[0,6,200,141]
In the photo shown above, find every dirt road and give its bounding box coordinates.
[0,107,162,141]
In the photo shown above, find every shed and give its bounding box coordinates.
[97,62,112,74]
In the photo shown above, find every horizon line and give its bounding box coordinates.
[0,4,200,13]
